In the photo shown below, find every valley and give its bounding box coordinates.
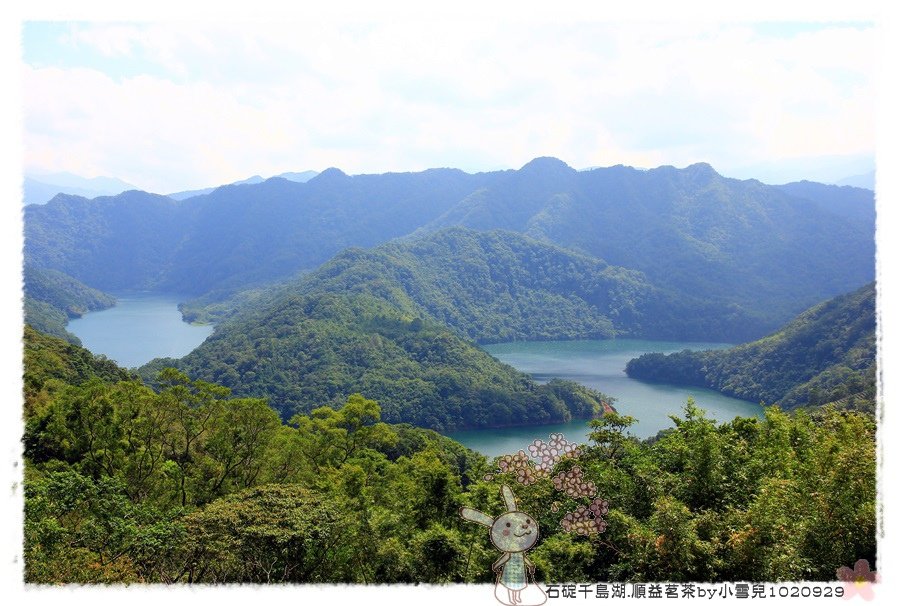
[20,158,878,584]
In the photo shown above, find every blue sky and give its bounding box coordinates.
[20,19,876,192]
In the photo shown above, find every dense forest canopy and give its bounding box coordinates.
[146,281,608,431]
[185,227,766,342]
[625,283,876,412]
[19,157,879,587]
[24,159,874,340]
[22,330,876,584]
[23,266,116,344]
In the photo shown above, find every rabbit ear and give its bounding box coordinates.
[501,485,517,512]
[459,507,493,527]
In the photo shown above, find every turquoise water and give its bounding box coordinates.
[446,339,762,457]
[67,292,213,369]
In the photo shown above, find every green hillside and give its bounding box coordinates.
[424,159,874,329]
[155,227,778,429]
[23,332,875,583]
[625,283,876,411]
[154,283,607,431]
[283,228,762,342]
[24,265,116,317]
[23,265,116,344]
[25,159,875,340]
[23,325,133,417]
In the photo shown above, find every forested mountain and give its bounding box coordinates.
[23,330,875,583]
[422,159,874,328]
[25,158,874,338]
[166,170,318,200]
[24,265,116,317]
[263,227,764,342]
[25,168,481,295]
[153,226,791,429]
[774,180,876,225]
[23,173,136,206]
[23,266,116,344]
[25,190,187,291]
[22,325,133,417]
[151,284,607,431]
[625,283,876,411]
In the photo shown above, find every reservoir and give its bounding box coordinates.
[447,339,762,457]
[67,292,213,369]
[67,297,762,457]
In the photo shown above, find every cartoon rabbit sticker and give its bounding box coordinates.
[460,485,547,606]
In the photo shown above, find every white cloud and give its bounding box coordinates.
[22,20,876,190]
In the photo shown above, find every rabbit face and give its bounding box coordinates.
[491,511,539,553]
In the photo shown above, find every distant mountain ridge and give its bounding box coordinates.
[419,159,874,328]
[835,170,875,190]
[167,170,319,200]
[23,173,137,206]
[25,158,875,340]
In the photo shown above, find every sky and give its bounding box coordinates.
[20,18,877,193]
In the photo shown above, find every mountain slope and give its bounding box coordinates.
[23,266,117,344]
[625,283,876,411]
[23,325,133,416]
[159,168,481,294]
[24,266,116,318]
[774,181,875,225]
[24,191,187,291]
[155,290,607,431]
[23,173,136,206]
[283,227,764,342]
[25,159,874,336]
[147,230,648,430]
[423,159,874,328]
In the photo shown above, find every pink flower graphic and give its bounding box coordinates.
[836,559,879,600]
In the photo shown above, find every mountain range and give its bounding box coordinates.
[23,173,137,206]
[143,232,621,430]
[166,170,319,200]
[24,158,875,342]
[22,170,319,205]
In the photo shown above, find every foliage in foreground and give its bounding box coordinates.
[24,356,875,583]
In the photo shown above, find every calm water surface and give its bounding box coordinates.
[447,339,762,457]
[68,292,213,368]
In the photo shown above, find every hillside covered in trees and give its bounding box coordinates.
[187,227,763,342]
[25,159,874,341]
[625,283,876,412]
[150,227,775,429]
[23,330,876,584]
[147,289,607,431]
[23,265,116,344]
[20,159,879,585]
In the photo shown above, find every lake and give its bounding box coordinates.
[67,298,762,455]
[67,292,213,369]
[446,339,762,457]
